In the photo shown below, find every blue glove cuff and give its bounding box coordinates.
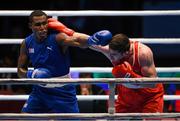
[26,70,33,78]
[87,36,99,45]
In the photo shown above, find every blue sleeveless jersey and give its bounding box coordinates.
[25,33,70,77]
[23,33,78,113]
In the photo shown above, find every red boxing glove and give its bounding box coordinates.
[48,18,75,36]
[112,61,142,78]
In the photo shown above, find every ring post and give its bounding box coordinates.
[108,81,115,114]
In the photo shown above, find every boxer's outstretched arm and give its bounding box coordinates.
[55,32,89,48]
[56,30,112,48]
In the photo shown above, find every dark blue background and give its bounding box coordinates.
[0,0,179,67]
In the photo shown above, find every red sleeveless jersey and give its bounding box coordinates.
[115,41,164,113]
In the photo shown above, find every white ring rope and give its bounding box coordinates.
[0,10,180,16]
[0,67,180,73]
[0,113,179,120]
[0,95,178,101]
[0,39,22,44]
[0,77,180,84]
[1,77,176,114]
[0,78,179,101]
[1,38,180,44]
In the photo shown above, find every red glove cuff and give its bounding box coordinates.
[63,28,75,36]
[48,18,74,36]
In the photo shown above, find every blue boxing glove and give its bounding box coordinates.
[88,30,112,46]
[26,68,52,78]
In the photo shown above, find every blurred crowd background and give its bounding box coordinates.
[0,0,180,113]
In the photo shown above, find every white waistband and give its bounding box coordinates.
[122,84,142,89]
[50,74,70,79]
[40,73,70,88]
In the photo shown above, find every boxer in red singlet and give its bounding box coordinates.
[90,33,164,113]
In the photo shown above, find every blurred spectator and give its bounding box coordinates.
[93,72,112,94]
[93,72,114,111]
[0,54,32,95]
[173,73,180,112]
[76,73,107,113]
[77,73,93,95]
[158,72,177,112]
[77,73,107,96]
[0,55,26,113]
[79,83,92,95]
[0,55,17,93]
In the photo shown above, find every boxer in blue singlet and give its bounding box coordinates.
[17,10,112,113]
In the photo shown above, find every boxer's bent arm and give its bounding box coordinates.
[17,40,29,78]
[140,46,157,77]
[56,32,89,48]
[139,46,157,88]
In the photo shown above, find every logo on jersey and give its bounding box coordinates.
[46,46,53,51]
[124,73,131,78]
[28,48,34,53]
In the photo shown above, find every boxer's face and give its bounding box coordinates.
[109,49,123,62]
[109,49,128,62]
[30,15,48,41]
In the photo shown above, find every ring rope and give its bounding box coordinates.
[0,95,179,101]
[0,77,177,115]
[0,113,179,120]
[0,77,180,84]
[0,67,180,73]
[0,10,180,16]
[1,38,180,44]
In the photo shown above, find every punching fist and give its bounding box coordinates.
[88,30,112,46]
[26,68,52,78]
[48,18,74,36]
[112,61,141,78]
